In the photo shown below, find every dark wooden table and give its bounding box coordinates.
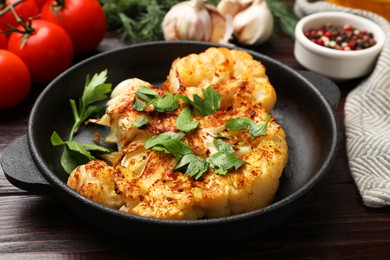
[1,20,390,260]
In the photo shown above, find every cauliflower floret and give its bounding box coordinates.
[67,160,124,209]
[162,47,276,112]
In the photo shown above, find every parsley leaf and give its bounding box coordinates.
[188,86,221,116]
[132,86,179,113]
[176,107,199,132]
[69,70,112,140]
[174,154,209,180]
[213,139,235,154]
[132,116,149,128]
[145,132,208,179]
[51,70,113,173]
[206,139,244,174]
[132,86,159,111]
[144,132,192,161]
[132,86,220,116]
[152,93,179,112]
[135,86,159,102]
[207,153,244,174]
[51,131,113,173]
[225,115,271,139]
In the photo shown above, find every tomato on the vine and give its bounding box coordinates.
[7,19,74,84]
[0,32,6,48]
[41,0,106,55]
[0,0,40,32]
[0,49,30,110]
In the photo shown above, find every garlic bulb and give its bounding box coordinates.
[162,0,232,44]
[218,0,274,45]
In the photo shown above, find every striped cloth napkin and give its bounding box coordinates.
[294,0,390,207]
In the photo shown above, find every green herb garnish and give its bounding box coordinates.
[187,87,221,116]
[206,139,244,174]
[132,86,180,113]
[144,132,192,161]
[176,106,199,132]
[51,131,112,173]
[135,86,159,101]
[153,93,179,112]
[225,115,272,139]
[51,70,113,173]
[145,132,244,179]
[133,85,220,117]
[69,70,112,140]
[174,154,209,180]
[132,116,149,128]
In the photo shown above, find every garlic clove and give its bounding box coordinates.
[217,0,252,18]
[162,0,212,42]
[233,0,274,45]
[177,5,212,41]
[206,4,233,44]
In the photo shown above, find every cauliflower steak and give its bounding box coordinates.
[67,47,288,220]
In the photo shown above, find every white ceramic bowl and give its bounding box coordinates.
[294,11,386,81]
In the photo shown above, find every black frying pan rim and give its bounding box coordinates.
[27,40,339,226]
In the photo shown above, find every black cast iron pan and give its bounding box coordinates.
[1,41,340,243]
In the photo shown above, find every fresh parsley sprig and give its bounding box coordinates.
[51,70,113,173]
[69,70,112,140]
[51,131,113,173]
[184,87,222,116]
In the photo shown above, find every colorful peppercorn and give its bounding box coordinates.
[304,23,376,51]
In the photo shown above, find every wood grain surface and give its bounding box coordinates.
[1,9,390,258]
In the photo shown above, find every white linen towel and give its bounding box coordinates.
[294,0,390,207]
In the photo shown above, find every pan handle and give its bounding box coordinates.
[299,70,341,109]
[0,135,52,194]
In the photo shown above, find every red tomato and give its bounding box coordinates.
[0,49,31,110]
[0,32,6,48]
[33,0,47,9]
[0,0,40,32]
[7,19,74,84]
[41,0,106,55]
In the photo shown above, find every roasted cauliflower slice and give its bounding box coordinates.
[67,47,288,220]
[162,47,276,112]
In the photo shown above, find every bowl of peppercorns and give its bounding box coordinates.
[294,11,385,81]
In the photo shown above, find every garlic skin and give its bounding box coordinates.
[219,0,274,45]
[162,0,232,44]
[207,5,233,44]
[217,0,252,18]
